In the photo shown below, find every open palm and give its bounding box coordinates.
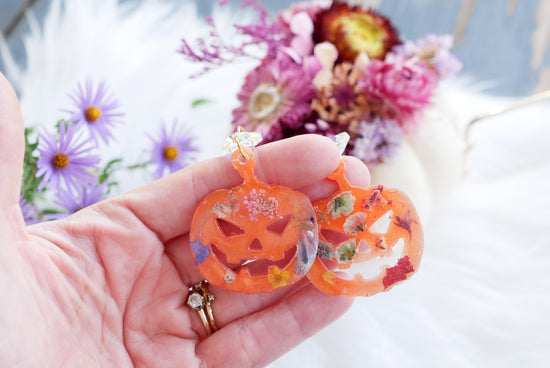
[0,73,368,367]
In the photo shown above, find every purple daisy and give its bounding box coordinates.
[19,195,40,225]
[149,119,199,179]
[351,117,403,166]
[36,124,101,194]
[64,79,124,145]
[232,53,316,141]
[46,181,108,220]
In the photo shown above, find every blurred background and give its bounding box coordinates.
[2,0,550,97]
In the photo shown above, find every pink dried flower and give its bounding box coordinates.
[286,12,315,59]
[278,1,331,30]
[234,0,290,58]
[179,0,288,76]
[232,54,316,140]
[360,58,437,131]
[343,212,368,235]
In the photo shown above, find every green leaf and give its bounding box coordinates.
[98,158,123,184]
[191,98,213,108]
[54,119,78,132]
[21,128,42,202]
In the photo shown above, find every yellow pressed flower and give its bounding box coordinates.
[322,271,337,285]
[268,267,290,289]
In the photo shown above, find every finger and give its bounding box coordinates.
[0,72,25,210]
[299,155,371,201]
[342,155,371,188]
[166,237,324,338]
[120,135,341,243]
[196,283,354,368]
[184,275,315,341]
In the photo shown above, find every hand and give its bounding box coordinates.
[0,72,369,367]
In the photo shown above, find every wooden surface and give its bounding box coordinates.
[1,0,549,96]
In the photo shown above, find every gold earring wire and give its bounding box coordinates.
[234,126,249,160]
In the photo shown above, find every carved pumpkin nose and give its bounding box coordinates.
[249,238,263,251]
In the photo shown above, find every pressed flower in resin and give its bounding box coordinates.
[268,267,291,289]
[327,190,355,219]
[343,212,368,235]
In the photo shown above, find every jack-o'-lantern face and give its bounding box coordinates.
[307,160,423,296]
[189,147,318,293]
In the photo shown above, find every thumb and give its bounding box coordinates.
[0,72,25,210]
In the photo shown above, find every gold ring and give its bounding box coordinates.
[187,281,218,335]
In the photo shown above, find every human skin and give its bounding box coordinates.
[0,72,370,367]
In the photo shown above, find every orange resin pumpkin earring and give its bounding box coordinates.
[307,133,424,297]
[189,129,318,293]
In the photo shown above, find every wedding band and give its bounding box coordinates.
[187,281,218,335]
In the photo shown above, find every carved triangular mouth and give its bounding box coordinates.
[210,243,297,276]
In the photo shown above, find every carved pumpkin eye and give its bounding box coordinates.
[369,211,393,234]
[320,228,350,244]
[216,218,245,237]
[266,215,292,235]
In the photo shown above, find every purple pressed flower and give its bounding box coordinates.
[36,124,101,194]
[232,54,316,141]
[149,120,199,179]
[64,79,123,145]
[19,195,40,225]
[351,117,403,166]
[47,181,109,220]
[190,239,211,266]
